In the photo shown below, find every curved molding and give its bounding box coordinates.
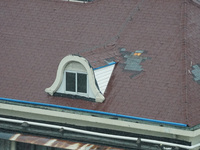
[45,55,105,103]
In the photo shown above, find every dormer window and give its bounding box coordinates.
[45,55,106,102]
[45,55,116,102]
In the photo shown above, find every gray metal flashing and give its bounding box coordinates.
[119,48,150,78]
[124,57,143,71]
[191,64,200,84]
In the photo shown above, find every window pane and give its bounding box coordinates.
[77,73,87,93]
[0,139,11,150]
[17,142,33,150]
[35,145,48,150]
[66,72,76,92]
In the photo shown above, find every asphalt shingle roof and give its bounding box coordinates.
[0,0,200,127]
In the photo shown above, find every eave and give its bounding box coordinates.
[1,98,200,147]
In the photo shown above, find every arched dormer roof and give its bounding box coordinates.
[45,55,105,103]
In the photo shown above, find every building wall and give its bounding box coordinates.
[0,139,64,150]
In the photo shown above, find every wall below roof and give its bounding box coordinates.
[0,103,199,146]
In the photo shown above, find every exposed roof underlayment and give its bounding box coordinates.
[191,64,200,84]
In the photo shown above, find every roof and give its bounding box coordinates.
[0,0,200,127]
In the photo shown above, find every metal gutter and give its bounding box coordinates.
[0,117,199,149]
[0,97,187,127]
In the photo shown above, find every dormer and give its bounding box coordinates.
[45,55,115,103]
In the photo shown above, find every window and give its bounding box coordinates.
[16,142,64,150]
[0,139,11,150]
[66,72,87,94]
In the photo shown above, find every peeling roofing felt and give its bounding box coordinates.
[124,52,144,71]
[119,49,150,78]
[191,64,200,84]
[0,0,200,127]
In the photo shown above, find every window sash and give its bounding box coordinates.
[77,73,87,93]
[66,72,76,92]
[65,71,87,95]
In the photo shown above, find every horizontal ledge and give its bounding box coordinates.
[0,97,187,127]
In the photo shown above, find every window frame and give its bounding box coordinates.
[64,70,88,97]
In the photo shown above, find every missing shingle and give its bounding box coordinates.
[104,57,116,64]
[119,48,150,78]
[119,47,126,52]
[124,57,143,71]
[123,50,145,71]
[130,71,143,78]
[191,64,200,84]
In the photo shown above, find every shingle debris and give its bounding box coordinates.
[104,57,116,65]
[191,64,200,84]
[119,48,150,78]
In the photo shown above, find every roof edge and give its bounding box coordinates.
[0,97,187,127]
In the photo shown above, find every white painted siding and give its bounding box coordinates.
[94,64,115,94]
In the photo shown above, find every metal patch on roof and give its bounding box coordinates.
[191,64,200,84]
[119,48,150,78]
[94,63,116,94]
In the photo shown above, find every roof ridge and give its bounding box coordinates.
[181,0,189,125]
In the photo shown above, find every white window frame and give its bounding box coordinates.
[64,70,88,97]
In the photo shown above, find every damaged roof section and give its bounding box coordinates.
[191,64,200,84]
[8,133,123,150]
[119,48,150,78]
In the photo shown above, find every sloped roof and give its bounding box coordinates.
[0,0,200,127]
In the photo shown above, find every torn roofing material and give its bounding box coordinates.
[191,64,200,84]
[119,48,150,78]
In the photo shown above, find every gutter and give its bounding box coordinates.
[0,97,187,127]
[0,117,199,149]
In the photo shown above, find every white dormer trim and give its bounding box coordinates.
[94,63,116,94]
[45,55,105,103]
